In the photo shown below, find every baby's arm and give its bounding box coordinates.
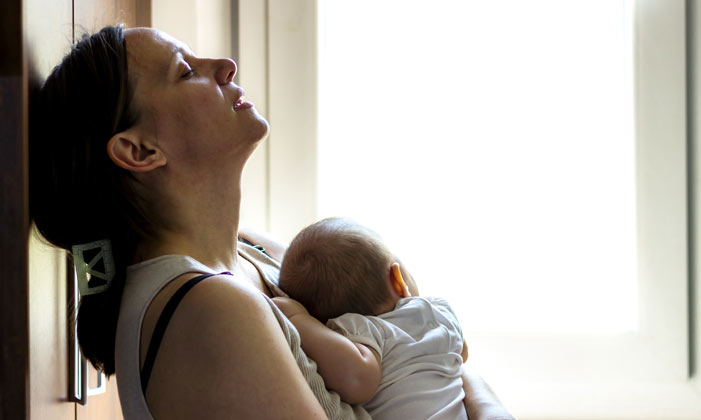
[273,297,382,405]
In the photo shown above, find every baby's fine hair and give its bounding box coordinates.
[279,218,394,323]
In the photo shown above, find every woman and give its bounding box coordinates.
[30,25,514,419]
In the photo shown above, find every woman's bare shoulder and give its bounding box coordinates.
[145,275,328,420]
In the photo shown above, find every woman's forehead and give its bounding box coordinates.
[124,28,193,74]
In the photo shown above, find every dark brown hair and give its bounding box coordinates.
[279,218,394,323]
[29,26,156,375]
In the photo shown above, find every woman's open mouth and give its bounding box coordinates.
[234,95,253,111]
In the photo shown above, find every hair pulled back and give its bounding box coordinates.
[30,25,155,375]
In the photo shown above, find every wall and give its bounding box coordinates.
[689,0,701,382]
[151,0,232,64]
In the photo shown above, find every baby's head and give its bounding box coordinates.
[279,218,409,323]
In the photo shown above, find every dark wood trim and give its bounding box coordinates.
[0,1,29,420]
[67,254,78,405]
[0,0,22,76]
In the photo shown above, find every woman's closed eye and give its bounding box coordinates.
[180,67,194,79]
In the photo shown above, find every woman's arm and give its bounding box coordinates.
[273,297,382,405]
[238,227,288,262]
[145,276,329,420]
[462,366,515,420]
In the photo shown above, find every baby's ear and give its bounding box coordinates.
[107,131,166,172]
[389,262,411,298]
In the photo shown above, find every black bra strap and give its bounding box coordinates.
[140,272,232,393]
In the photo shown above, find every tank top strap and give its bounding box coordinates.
[140,271,233,393]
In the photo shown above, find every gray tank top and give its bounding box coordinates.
[114,242,371,419]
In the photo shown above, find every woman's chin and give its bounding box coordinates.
[252,115,270,142]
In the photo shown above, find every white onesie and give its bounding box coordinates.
[327,296,468,420]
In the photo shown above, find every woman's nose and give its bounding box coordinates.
[214,58,237,85]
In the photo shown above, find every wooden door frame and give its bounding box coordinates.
[0,0,30,418]
[0,1,153,418]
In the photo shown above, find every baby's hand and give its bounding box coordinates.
[272,296,309,320]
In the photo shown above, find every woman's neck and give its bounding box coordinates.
[136,176,244,273]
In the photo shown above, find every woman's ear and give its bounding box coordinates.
[107,131,166,172]
[389,262,411,298]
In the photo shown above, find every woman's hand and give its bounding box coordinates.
[462,366,515,420]
[272,296,310,319]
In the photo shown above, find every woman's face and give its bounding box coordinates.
[123,28,268,171]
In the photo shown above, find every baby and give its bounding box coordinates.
[273,217,468,420]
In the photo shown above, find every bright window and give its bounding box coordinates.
[317,0,637,334]
[248,0,698,417]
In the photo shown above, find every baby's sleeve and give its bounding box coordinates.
[425,297,465,349]
[326,314,386,362]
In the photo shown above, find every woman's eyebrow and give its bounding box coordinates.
[175,44,195,58]
[168,50,187,77]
